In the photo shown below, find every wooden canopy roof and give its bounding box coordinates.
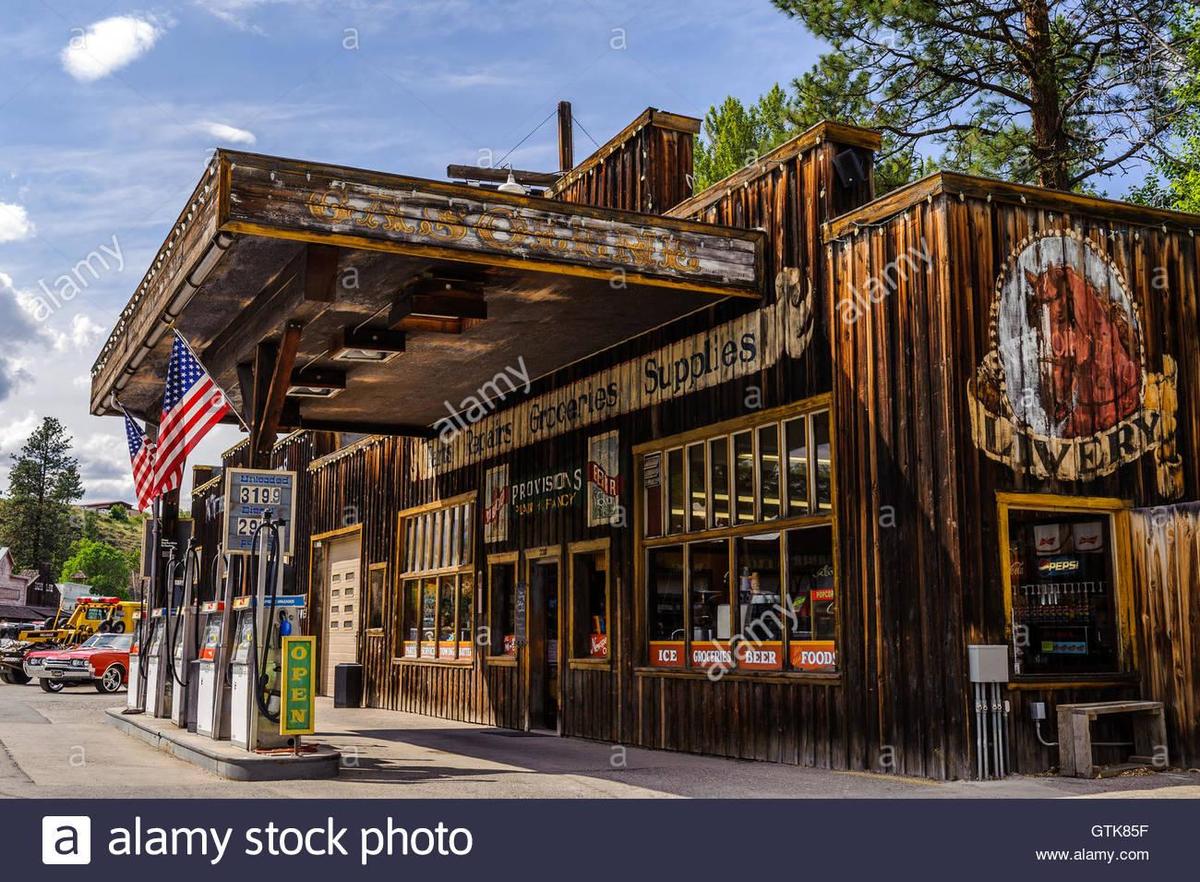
[90,150,764,441]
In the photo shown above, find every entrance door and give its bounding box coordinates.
[526,554,561,732]
[323,536,361,695]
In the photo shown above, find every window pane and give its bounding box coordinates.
[441,509,453,568]
[461,502,474,565]
[643,452,663,538]
[571,550,608,659]
[733,431,755,523]
[785,418,809,517]
[758,424,781,520]
[709,437,730,528]
[734,533,784,670]
[786,526,837,671]
[413,517,425,571]
[457,573,474,659]
[437,575,456,658]
[490,563,517,656]
[813,411,833,511]
[1009,511,1118,676]
[367,567,385,630]
[667,448,685,534]
[418,578,438,658]
[687,443,707,531]
[402,580,419,657]
[449,507,461,567]
[404,520,415,572]
[647,545,684,667]
[689,539,732,670]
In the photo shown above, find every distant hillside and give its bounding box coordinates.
[70,506,144,558]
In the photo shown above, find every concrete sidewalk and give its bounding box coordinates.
[3,687,1198,798]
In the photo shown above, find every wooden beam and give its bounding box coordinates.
[445,165,561,186]
[202,244,342,385]
[250,322,303,465]
[558,100,574,172]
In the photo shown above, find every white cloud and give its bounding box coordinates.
[61,15,165,83]
[197,121,257,145]
[47,314,107,352]
[0,202,34,242]
[0,410,39,454]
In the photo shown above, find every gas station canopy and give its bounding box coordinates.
[90,150,764,438]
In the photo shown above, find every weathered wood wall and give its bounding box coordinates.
[1130,502,1200,767]
[825,176,1200,776]
[552,108,699,214]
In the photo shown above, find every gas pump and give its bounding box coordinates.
[143,607,170,717]
[230,514,306,751]
[197,549,236,740]
[125,609,143,711]
[168,539,201,728]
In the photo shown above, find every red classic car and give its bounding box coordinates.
[24,633,132,694]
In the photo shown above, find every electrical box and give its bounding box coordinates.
[968,645,1010,683]
[1029,701,1047,721]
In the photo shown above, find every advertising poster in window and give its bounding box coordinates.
[483,464,509,544]
[587,430,621,527]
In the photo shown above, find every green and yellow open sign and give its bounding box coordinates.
[281,636,316,736]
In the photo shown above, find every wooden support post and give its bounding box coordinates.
[558,100,574,172]
[249,321,303,467]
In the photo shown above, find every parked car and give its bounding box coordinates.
[24,632,132,694]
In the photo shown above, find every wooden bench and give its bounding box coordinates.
[1057,701,1168,778]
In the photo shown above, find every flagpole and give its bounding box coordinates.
[168,327,252,433]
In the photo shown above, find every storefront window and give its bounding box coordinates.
[688,443,707,531]
[758,424,781,520]
[367,564,386,631]
[637,400,839,674]
[647,545,684,667]
[402,580,419,657]
[735,533,784,670]
[709,437,730,528]
[813,411,832,511]
[420,578,438,658]
[786,526,836,672]
[667,447,685,534]
[437,576,456,658]
[733,431,755,523]
[570,546,609,660]
[785,417,809,517]
[489,560,517,656]
[689,539,731,670]
[457,573,474,659]
[1008,508,1120,677]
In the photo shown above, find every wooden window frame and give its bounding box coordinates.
[567,538,613,669]
[485,551,520,666]
[392,493,477,667]
[997,492,1136,688]
[633,396,842,681]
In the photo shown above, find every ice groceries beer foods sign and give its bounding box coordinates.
[414,269,813,478]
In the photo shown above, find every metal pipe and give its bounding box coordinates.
[975,683,986,780]
[1035,719,1058,748]
[999,688,1010,777]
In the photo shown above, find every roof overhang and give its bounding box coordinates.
[91,150,764,432]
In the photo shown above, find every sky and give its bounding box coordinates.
[0,0,826,505]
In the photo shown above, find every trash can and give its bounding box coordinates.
[334,663,363,708]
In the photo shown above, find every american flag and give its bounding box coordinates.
[123,408,156,511]
[152,331,231,497]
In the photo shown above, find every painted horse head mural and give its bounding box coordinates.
[1022,261,1141,438]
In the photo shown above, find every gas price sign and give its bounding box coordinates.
[223,468,297,557]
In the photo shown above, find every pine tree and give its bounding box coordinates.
[0,417,83,573]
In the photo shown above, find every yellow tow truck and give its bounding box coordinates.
[0,596,138,684]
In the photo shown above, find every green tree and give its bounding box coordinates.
[107,504,128,522]
[1132,6,1200,210]
[82,509,100,540]
[693,56,931,194]
[60,538,134,599]
[0,417,83,573]
[772,0,1191,191]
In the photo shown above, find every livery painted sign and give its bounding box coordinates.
[968,231,1183,497]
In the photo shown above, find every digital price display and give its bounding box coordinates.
[223,468,297,556]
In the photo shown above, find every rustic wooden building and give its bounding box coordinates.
[93,107,1200,780]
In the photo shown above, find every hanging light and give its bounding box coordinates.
[497,168,527,195]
